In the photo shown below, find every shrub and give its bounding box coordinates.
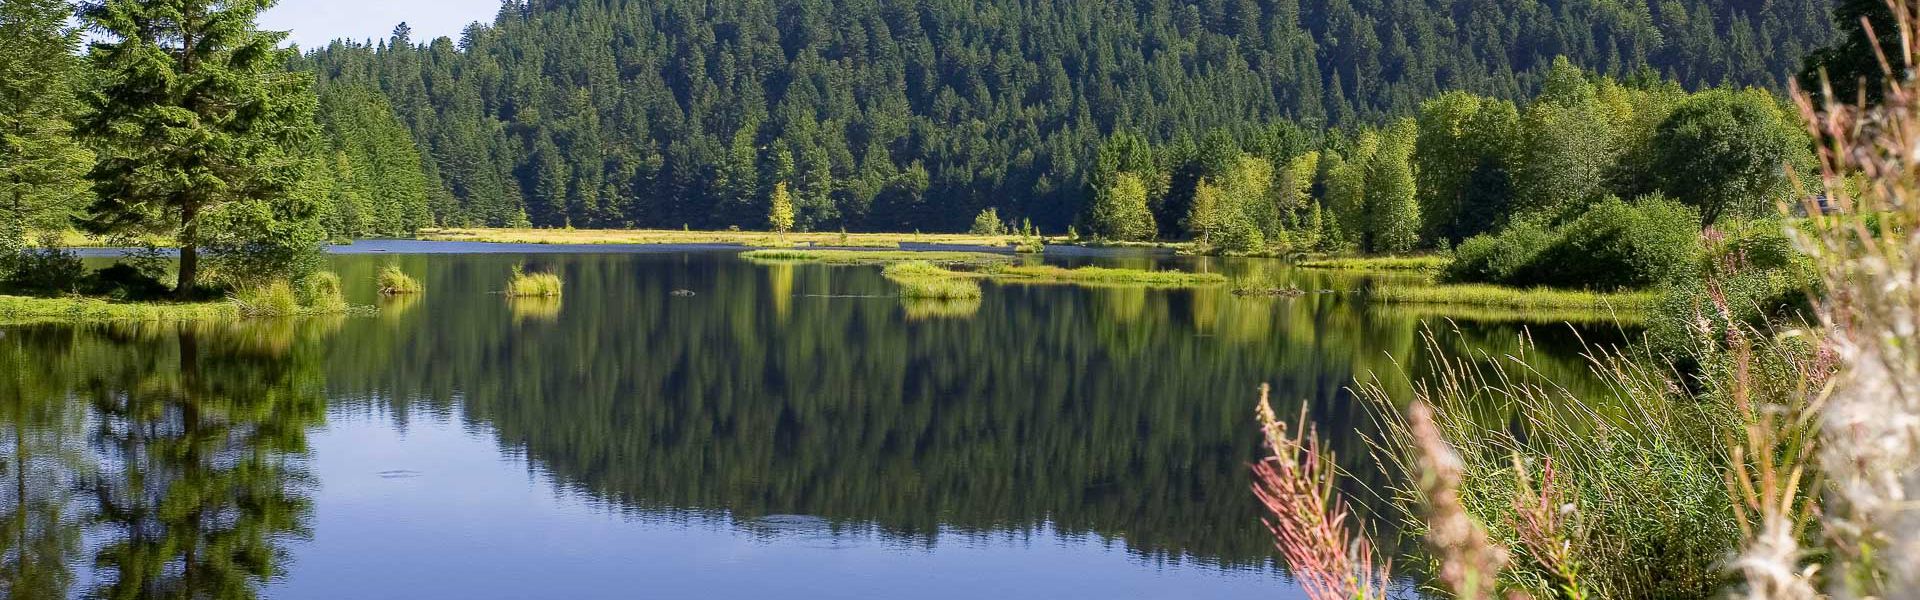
[970,207,1006,236]
[1447,196,1701,290]
[377,265,424,295]
[0,243,87,297]
[506,265,564,297]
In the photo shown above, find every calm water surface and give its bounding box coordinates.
[1,241,1614,599]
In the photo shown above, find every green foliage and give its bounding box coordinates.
[1801,0,1897,105]
[79,0,321,296]
[0,0,92,253]
[882,261,984,299]
[971,208,1007,236]
[0,238,85,297]
[313,84,434,237]
[1090,172,1157,242]
[769,181,796,235]
[294,0,1831,233]
[1650,89,1810,227]
[1449,196,1702,290]
[1365,120,1421,253]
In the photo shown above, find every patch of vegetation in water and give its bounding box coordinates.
[883,261,984,299]
[506,266,564,297]
[378,265,424,295]
[1296,255,1452,272]
[989,264,1226,287]
[740,248,1011,267]
[1365,283,1657,311]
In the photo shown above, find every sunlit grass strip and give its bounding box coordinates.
[900,297,982,319]
[1373,303,1648,327]
[230,273,360,317]
[992,264,1226,287]
[1298,255,1453,272]
[1365,284,1656,311]
[0,295,237,325]
[506,266,564,297]
[419,227,1012,248]
[882,261,984,299]
[741,248,1011,266]
[378,265,424,295]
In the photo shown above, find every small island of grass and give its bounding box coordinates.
[506,266,564,297]
[378,265,425,295]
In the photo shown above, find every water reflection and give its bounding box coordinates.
[2,322,326,599]
[3,248,1624,599]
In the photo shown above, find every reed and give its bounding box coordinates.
[1365,283,1658,311]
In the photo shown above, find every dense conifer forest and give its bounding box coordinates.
[297,0,1840,234]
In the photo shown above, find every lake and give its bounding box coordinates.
[1,241,1616,599]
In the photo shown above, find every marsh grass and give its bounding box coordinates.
[230,272,358,317]
[506,265,564,297]
[377,265,424,295]
[882,261,984,299]
[1365,283,1658,311]
[0,294,235,325]
[1299,255,1453,272]
[420,227,1012,248]
[1357,328,1742,599]
[741,248,1011,266]
[989,264,1227,287]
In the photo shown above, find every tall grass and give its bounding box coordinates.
[378,265,424,295]
[1752,8,1920,594]
[230,271,354,317]
[1365,283,1658,311]
[882,261,983,299]
[505,265,564,297]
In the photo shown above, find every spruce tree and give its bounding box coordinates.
[79,0,319,297]
[0,0,92,256]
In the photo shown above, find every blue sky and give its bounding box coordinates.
[259,0,502,49]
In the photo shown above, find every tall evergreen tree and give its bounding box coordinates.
[79,0,321,296]
[0,0,92,256]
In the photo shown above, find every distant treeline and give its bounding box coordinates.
[296,0,1838,236]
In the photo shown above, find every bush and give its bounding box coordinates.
[1446,196,1701,290]
[0,243,87,297]
[970,208,1006,236]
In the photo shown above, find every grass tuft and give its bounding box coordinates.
[505,265,564,297]
[378,265,424,295]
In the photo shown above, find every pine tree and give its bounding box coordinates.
[79,0,321,296]
[0,0,91,257]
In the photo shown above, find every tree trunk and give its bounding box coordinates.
[176,208,199,299]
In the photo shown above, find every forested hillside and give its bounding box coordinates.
[301,0,1835,234]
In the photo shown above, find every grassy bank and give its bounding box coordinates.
[1364,283,1658,311]
[882,261,984,299]
[1296,254,1452,272]
[740,248,1012,266]
[420,227,1016,248]
[0,295,238,326]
